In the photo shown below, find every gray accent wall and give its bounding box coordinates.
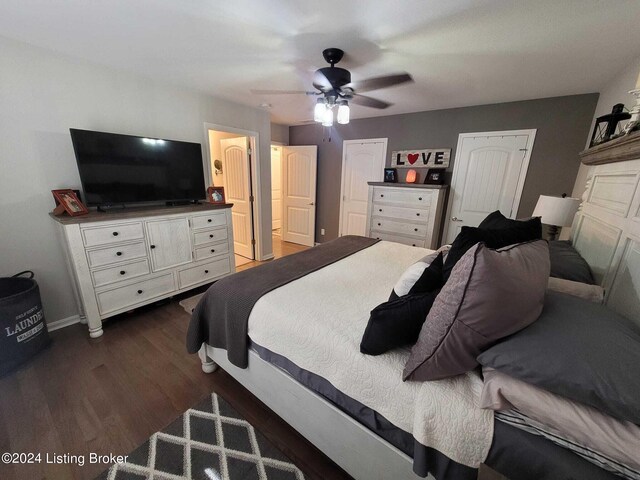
[289,94,598,243]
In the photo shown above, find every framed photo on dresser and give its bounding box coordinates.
[51,189,88,216]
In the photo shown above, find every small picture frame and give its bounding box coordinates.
[207,186,226,204]
[384,168,398,183]
[424,169,445,185]
[51,189,89,216]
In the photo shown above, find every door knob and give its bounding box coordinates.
[308,202,315,206]
[451,217,463,222]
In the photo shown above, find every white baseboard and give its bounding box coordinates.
[47,314,81,332]
[261,253,275,261]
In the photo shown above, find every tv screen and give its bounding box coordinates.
[70,128,206,206]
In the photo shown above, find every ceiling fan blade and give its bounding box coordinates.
[250,89,316,95]
[345,73,413,93]
[350,94,391,109]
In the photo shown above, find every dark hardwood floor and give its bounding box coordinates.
[0,237,503,480]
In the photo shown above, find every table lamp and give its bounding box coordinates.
[533,195,580,241]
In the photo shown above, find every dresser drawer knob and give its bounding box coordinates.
[137,289,143,294]
[416,213,420,216]
[211,249,216,253]
[379,209,382,212]
[377,223,381,226]
[209,234,214,238]
[112,231,119,236]
[414,228,418,232]
[116,251,122,256]
[120,270,126,275]
[207,218,212,223]
[204,270,209,274]
[418,197,423,201]
[150,245,156,249]
[380,194,384,198]
[412,244,416,247]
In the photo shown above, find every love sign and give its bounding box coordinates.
[391,149,451,169]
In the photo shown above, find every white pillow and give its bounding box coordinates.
[547,277,604,304]
[392,245,450,298]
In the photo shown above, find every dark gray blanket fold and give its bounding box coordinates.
[186,235,379,367]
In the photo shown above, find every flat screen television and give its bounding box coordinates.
[70,128,206,207]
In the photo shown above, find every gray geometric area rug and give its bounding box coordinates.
[97,393,305,480]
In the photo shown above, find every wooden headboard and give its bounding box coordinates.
[571,158,640,323]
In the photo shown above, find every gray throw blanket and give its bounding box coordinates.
[186,235,379,368]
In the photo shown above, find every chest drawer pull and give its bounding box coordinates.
[379,209,382,212]
[414,228,418,232]
[137,289,143,294]
[416,213,420,216]
[377,223,381,226]
[150,245,156,249]
[208,218,212,223]
[112,231,119,236]
[380,194,384,198]
[204,270,209,274]
[418,197,422,201]
[116,251,122,256]
[209,234,214,238]
[120,270,126,275]
[211,249,216,253]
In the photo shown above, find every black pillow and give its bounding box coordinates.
[478,210,538,231]
[478,291,640,425]
[361,290,440,356]
[443,217,542,280]
[549,240,595,285]
[389,252,444,301]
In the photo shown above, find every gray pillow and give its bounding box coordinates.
[403,240,550,381]
[549,240,595,285]
[478,291,640,425]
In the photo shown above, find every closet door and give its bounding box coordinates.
[282,146,317,247]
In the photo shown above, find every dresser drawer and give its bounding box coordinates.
[193,227,228,246]
[178,257,231,289]
[371,231,426,248]
[191,212,227,230]
[91,259,151,288]
[194,241,230,261]
[82,222,144,247]
[87,241,147,268]
[372,187,433,207]
[96,273,175,315]
[372,204,430,222]
[371,218,428,237]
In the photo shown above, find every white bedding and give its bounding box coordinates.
[247,241,493,468]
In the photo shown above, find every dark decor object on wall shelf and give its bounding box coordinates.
[589,103,631,147]
[383,168,398,183]
[424,169,445,185]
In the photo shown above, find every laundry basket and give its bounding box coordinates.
[0,271,51,376]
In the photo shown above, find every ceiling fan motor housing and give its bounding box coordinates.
[314,67,351,91]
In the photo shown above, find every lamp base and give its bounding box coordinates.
[547,224,560,242]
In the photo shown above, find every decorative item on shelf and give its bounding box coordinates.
[51,189,88,216]
[207,186,225,204]
[390,148,451,168]
[383,168,398,183]
[405,169,418,183]
[213,159,223,175]
[532,194,580,241]
[589,103,631,147]
[424,169,445,185]
[621,70,640,136]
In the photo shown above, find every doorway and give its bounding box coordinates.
[206,127,257,267]
[339,138,388,236]
[443,129,536,244]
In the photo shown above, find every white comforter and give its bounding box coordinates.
[248,241,493,468]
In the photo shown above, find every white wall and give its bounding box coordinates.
[270,123,289,145]
[571,58,640,198]
[0,36,273,325]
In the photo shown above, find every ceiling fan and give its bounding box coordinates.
[251,48,413,125]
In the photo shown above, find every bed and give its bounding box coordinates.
[188,157,640,480]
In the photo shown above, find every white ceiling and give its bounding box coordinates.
[1,0,640,125]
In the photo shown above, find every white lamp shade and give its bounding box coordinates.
[314,100,325,123]
[322,107,333,126]
[532,195,580,227]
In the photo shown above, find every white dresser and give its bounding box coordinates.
[51,204,235,338]
[366,183,447,249]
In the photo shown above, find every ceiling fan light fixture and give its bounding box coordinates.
[337,100,350,124]
[314,98,326,123]
[322,106,334,127]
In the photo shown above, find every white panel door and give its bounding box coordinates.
[146,218,192,271]
[444,131,536,244]
[282,146,317,247]
[221,137,254,259]
[271,146,282,231]
[340,139,387,236]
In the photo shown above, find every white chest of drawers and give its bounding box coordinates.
[51,204,234,338]
[366,183,447,249]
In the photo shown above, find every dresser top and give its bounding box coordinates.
[49,202,232,225]
[368,182,448,189]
